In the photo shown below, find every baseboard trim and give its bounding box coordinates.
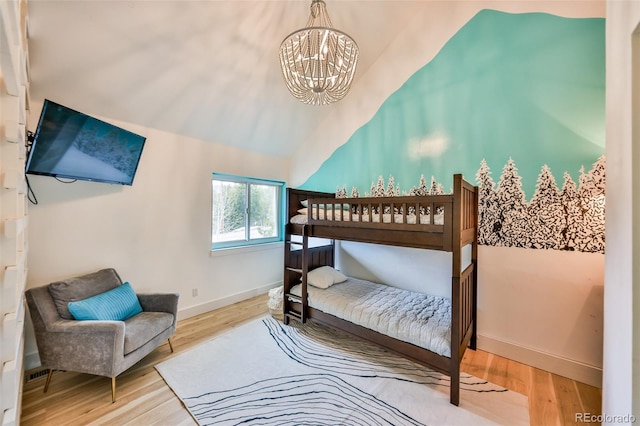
[176,281,281,321]
[23,352,41,372]
[477,334,602,388]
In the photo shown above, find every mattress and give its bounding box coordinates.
[290,277,451,357]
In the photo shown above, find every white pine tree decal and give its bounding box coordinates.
[590,155,606,194]
[528,165,564,249]
[409,174,429,196]
[335,185,348,198]
[372,176,386,197]
[385,175,400,197]
[428,176,444,195]
[495,158,529,247]
[561,171,581,251]
[573,166,594,252]
[576,158,606,253]
[476,159,500,246]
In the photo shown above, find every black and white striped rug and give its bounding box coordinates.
[156,317,528,425]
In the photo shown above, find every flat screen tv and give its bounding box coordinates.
[25,99,146,185]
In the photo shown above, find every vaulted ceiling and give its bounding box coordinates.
[26,0,431,158]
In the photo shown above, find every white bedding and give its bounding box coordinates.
[290,211,445,225]
[290,277,451,357]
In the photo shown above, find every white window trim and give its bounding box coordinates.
[210,241,283,257]
[211,173,285,251]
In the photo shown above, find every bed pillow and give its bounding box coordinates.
[290,214,307,225]
[297,208,308,215]
[68,282,143,321]
[307,266,348,289]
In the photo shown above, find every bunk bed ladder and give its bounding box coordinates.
[283,225,298,324]
[283,226,310,324]
[299,226,310,323]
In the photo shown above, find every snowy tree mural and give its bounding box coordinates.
[590,155,606,194]
[369,176,387,198]
[334,156,605,253]
[495,158,530,248]
[476,160,500,246]
[575,157,606,252]
[428,176,445,195]
[560,172,582,251]
[529,165,564,249]
[386,175,401,197]
[476,156,606,253]
[409,175,430,196]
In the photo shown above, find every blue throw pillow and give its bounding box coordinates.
[68,282,143,321]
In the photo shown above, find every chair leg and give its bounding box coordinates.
[43,369,54,393]
[168,338,174,353]
[111,377,116,403]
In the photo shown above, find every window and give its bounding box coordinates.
[211,173,284,250]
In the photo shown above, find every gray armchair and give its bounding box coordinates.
[25,268,179,403]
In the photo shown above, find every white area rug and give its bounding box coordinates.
[156,317,529,425]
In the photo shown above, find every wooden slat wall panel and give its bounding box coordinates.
[0,1,29,424]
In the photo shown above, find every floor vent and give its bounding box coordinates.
[26,369,49,382]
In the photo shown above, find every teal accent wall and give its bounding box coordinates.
[300,10,605,197]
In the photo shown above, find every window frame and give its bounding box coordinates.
[211,173,285,251]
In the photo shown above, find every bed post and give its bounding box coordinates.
[450,174,463,406]
[470,184,479,350]
[301,225,309,323]
[283,189,292,326]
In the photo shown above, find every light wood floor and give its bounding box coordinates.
[21,294,601,426]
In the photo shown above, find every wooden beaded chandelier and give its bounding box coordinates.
[279,0,359,105]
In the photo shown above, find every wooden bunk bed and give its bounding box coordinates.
[282,174,478,406]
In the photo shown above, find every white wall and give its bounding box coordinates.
[337,241,453,298]
[478,246,603,386]
[604,0,640,421]
[23,100,289,367]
